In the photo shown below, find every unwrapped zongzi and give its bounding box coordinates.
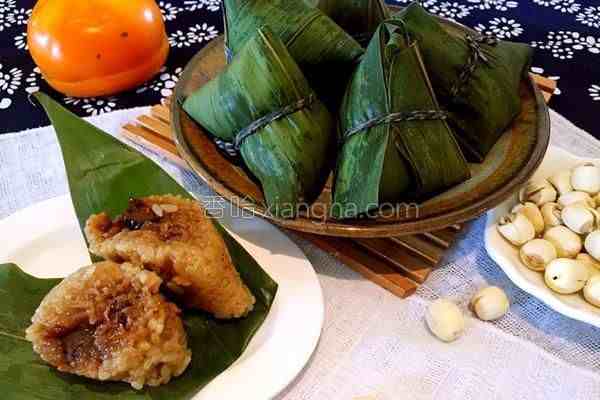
[183,28,335,218]
[223,0,364,110]
[394,2,533,161]
[333,21,470,219]
[306,0,390,46]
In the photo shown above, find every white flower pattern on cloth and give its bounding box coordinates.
[168,23,218,48]
[423,0,472,20]
[14,31,27,50]
[64,97,119,116]
[168,30,192,48]
[532,31,600,59]
[467,0,519,12]
[159,1,183,21]
[0,0,15,13]
[9,7,30,25]
[183,0,221,12]
[0,8,14,31]
[187,23,218,43]
[589,84,600,101]
[475,16,523,38]
[0,63,22,111]
[533,0,580,14]
[24,67,41,94]
[576,6,600,29]
[136,66,183,99]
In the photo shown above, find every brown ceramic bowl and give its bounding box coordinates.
[171,19,549,238]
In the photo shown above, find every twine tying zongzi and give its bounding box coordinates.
[342,110,448,141]
[449,34,499,98]
[231,94,316,151]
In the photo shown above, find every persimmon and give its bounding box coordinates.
[28,0,169,97]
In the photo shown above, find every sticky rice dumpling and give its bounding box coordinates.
[306,0,390,46]
[26,262,191,389]
[223,0,364,109]
[85,195,256,319]
[333,21,470,219]
[394,2,533,161]
[183,28,335,218]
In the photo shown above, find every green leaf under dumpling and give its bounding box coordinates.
[0,92,278,399]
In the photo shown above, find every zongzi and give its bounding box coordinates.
[223,0,364,110]
[85,195,256,319]
[306,0,390,46]
[183,28,335,218]
[26,261,191,390]
[394,2,533,161]
[333,21,470,219]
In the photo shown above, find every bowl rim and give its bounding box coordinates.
[171,18,550,238]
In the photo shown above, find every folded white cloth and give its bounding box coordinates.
[1,108,600,399]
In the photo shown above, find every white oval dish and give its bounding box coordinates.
[0,195,324,399]
[485,145,600,328]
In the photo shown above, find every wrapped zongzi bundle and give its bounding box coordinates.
[223,0,364,110]
[306,0,390,46]
[394,2,533,161]
[184,28,335,218]
[333,21,470,219]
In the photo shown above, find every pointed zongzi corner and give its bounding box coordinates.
[394,2,533,161]
[333,21,470,219]
[307,0,390,46]
[223,0,364,110]
[184,28,335,218]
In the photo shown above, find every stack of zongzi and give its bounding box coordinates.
[183,28,335,218]
[333,21,470,219]
[394,3,533,161]
[306,0,390,46]
[222,0,364,110]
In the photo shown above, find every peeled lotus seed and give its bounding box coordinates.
[470,286,510,321]
[558,191,595,208]
[544,258,589,294]
[497,213,536,247]
[520,239,557,271]
[584,230,600,262]
[571,163,600,194]
[548,170,573,196]
[512,202,544,236]
[584,275,600,307]
[425,299,465,343]
[540,202,563,229]
[576,254,600,277]
[543,226,582,258]
[561,204,599,234]
[519,179,557,206]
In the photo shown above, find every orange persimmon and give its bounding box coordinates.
[27,0,169,97]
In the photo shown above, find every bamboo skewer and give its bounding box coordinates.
[120,74,555,298]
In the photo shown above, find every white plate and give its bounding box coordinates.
[0,195,324,399]
[485,145,600,328]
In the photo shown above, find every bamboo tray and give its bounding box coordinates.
[122,74,554,297]
[171,27,550,238]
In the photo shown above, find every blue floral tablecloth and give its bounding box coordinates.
[1,0,599,136]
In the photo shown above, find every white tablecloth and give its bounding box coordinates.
[2,108,600,399]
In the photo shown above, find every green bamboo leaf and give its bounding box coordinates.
[393,3,533,161]
[305,0,390,46]
[333,21,470,219]
[184,28,335,218]
[223,0,364,110]
[0,93,277,399]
